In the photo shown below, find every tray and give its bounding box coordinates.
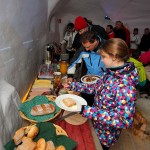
[19,96,61,123]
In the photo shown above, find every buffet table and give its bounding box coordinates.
[20,78,102,150]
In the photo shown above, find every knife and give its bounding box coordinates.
[57,112,77,122]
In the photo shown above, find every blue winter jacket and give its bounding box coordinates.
[67,50,105,76]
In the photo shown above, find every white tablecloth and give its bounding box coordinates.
[0,80,22,149]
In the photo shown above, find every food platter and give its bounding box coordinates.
[55,94,87,112]
[81,74,100,84]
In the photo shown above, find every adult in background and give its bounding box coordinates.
[60,23,77,61]
[71,16,108,80]
[130,28,141,53]
[139,28,150,52]
[114,21,130,47]
[114,21,126,41]
[105,25,115,39]
[67,31,105,106]
[72,16,108,52]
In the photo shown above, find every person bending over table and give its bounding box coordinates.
[67,31,105,106]
[65,38,139,149]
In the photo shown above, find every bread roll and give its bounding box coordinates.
[27,125,39,139]
[21,136,28,142]
[36,138,46,150]
[56,145,66,150]
[45,140,55,150]
[13,128,25,145]
[62,98,76,107]
[30,103,56,116]
[16,137,36,150]
[24,124,36,135]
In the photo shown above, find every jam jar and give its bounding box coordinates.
[59,54,69,75]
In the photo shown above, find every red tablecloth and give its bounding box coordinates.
[55,120,96,150]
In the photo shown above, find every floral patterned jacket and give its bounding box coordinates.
[70,62,139,147]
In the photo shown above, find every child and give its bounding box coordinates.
[68,38,139,149]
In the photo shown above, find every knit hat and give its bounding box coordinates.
[74,16,88,31]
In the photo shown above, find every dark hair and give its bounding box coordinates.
[107,25,113,30]
[134,28,138,32]
[67,23,74,30]
[145,28,149,30]
[100,38,130,62]
[116,20,123,24]
[80,31,99,43]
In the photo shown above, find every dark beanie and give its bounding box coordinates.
[74,16,88,31]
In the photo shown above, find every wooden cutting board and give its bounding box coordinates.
[63,111,87,125]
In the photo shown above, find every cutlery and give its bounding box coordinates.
[57,112,77,122]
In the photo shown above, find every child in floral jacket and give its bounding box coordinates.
[69,38,139,149]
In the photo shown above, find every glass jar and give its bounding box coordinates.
[59,60,69,75]
[53,72,61,91]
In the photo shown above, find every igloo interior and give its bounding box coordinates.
[0,0,150,149]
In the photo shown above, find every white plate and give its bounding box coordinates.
[55,94,87,112]
[81,75,100,84]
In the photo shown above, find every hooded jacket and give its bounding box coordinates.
[70,62,139,147]
[67,50,105,76]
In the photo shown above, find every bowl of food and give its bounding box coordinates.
[81,74,100,84]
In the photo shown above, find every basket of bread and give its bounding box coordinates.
[19,96,61,123]
[5,122,77,150]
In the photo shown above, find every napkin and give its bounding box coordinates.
[4,122,77,150]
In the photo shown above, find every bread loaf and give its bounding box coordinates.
[30,103,55,116]
[13,128,25,145]
[62,98,76,107]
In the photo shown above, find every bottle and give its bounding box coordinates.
[45,44,51,65]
